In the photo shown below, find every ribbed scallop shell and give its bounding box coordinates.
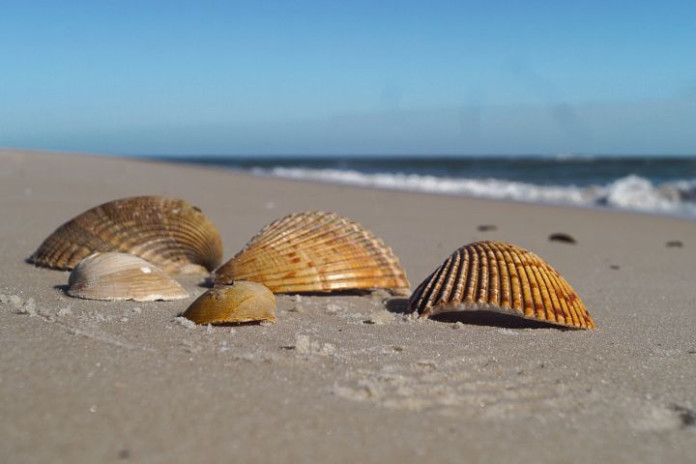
[407,241,595,329]
[182,281,276,325]
[30,196,223,274]
[67,252,189,301]
[213,211,410,294]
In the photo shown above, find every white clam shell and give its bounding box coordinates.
[67,252,189,301]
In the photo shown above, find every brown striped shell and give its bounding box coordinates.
[407,241,595,329]
[67,252,189,301]
[213,211,410,295]
[182,281,276,325]
[29,196,223,274]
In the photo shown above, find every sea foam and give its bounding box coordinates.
[257,168,696,219]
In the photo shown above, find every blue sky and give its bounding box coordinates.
[1,0,695,156]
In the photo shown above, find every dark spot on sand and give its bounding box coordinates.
[549,233,576,244]
[666,240,683,248]
[477,224,497,232]
[610,265,620,270]
[118,449,131,460]
[671,404,696,428]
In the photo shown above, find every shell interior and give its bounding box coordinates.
[407,241,595,329]
[214,211,410,294]
[183,281,276,325]
[67,252,189,302]
[30,196,223,274]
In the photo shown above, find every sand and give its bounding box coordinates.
[1,149,695,463]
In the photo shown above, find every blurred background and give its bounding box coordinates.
[1,0,695,215]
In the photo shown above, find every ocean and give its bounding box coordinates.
[152,156,696,220]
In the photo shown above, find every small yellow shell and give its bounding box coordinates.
[214,211,410,295]
[67,252,189,301]
[407,241,595,329]
[183,281,276,325]
[29,196,223,274]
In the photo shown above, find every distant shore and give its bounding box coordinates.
[143,153,696,220]
[1,149,695,463]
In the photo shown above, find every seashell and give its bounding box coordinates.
[407,241,595,329]
[67,252,189,301]
[182,281,276,325]
[29,196,223,274]
[213,211,410,295]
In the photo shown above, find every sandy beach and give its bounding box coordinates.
[1,149,695,463]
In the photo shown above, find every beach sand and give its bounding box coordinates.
[1,149,695,463]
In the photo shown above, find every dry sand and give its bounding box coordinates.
[1,149,695,463]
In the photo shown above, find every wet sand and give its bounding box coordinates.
[1,149,695,463]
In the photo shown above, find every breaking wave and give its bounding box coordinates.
[256,168,696,219]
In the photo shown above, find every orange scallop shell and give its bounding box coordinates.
[407,241,595,329]
[29,196,223,274]
[213,211,410,294]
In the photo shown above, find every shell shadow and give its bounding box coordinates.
[431,311,571,330]
[385,298,569,329]
[53,284,69,294]
[385,298,410,314]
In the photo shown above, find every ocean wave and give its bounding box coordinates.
[255,168,696,218]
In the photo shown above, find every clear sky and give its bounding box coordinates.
[1,0,695,156]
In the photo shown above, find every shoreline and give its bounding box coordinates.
[1,149,695,463]
[137,153,696,223]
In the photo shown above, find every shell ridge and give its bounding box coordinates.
[474,243,489,303]
[518,249,553,323]
[532,254,564,325]
[463,246,479,303]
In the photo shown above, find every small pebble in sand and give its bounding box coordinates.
[477,224,497,232]
[57,306,73,317]
[666,240,683,248]
[364,310,396,325]
[289,295,306,313]
[8,294,24,310]
[294,334,311,353]
[293,334,336,355]
[325,304,341,314]
[174,316,196,329]
[548,233,577,244]
[451,321,464,329]
[610,264,621,270]
[370,289,391,301]
[119,317,129,323]
[14,297,37,316]
[131,307,142,314]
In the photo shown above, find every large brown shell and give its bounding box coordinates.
[67,252,189,301]
[29,196,223,274]
[213,211,410,294]
[182,281,276,325]
[407,241,595,329]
